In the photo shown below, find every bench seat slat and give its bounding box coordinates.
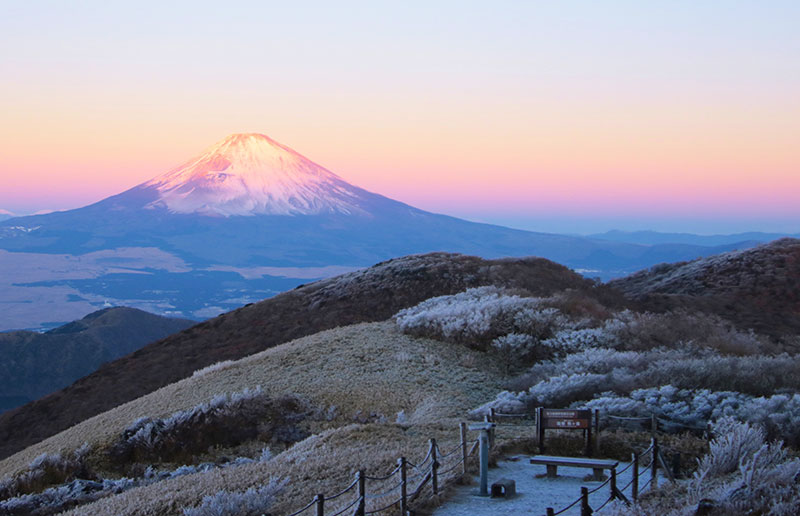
[529,455,618,469]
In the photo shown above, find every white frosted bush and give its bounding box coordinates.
[694,418,766,481]
[192,360,236,378]
[540,327,619,355]
[395,287,567,346]
[182,477,287,516]
[112,388,309,463]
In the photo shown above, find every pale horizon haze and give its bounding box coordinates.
[2,1,799,235]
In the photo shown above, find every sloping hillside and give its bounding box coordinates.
[0,322,506,515]
[0,253,600,460]
[0,308,193,412]
[610,238,800,336]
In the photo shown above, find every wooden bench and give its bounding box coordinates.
[530,455,619,481]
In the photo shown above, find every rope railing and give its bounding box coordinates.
[437,442,463,459]
[551,493,582,515]
[326,477,360,501]
[363,478,405,500]
[284,497,317,516]
[328,496,361,516]
[364,497,401,515]
[363,463,402,482]
[280,406,687,516]
[586,475,612,495]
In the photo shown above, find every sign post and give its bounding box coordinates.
[538,408,593,456]
[468,422,496,496]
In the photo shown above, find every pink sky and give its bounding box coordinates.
[1,2,799,234]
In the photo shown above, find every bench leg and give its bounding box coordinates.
[592,468,603,481]
[546,465,557,478]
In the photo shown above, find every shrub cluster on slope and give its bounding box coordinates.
[397,287,800,446]
[605,419,800,515]
[0,446,93,503]
[110,388,309,465]
[0,453,275,516]
[0,252,595,462]
[182,477,286,516]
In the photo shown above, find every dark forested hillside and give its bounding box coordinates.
[0,308,193,412]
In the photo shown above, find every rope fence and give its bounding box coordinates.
[280,425,481,516]
[280,405,694,516]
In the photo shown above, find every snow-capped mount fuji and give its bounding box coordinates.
[140,133,371,217]
[0,133,757,275]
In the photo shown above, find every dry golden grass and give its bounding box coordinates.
[1,322,505,515]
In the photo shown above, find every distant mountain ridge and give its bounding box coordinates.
[0,252,601,460]
[0,307,193,413]
[610,238,800,336]
[589,229,798,246]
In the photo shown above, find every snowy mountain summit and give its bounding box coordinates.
[141,133,369,217]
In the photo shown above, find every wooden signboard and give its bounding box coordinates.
[542,409,591,430]
[537,407,597,456]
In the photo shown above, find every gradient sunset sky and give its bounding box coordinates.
[1,1,798,234]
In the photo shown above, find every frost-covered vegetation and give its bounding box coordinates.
[606,418,800,515]
[0,445,92,503]
[110,387,309,464]
[0,445,276,516]
[182,477,286,516]
[397,288,800,446]
[0,388,305,515]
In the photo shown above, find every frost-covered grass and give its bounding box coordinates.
[182,477,286,516]
[0,450,276,515]
[0,445,93,502]
[604,419,800,515]
[109,388,309,465]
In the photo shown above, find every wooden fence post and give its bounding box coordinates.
[356,470,365,516]
[315,493,324,516]
[399,457,407,515]
[581,486,592,516]
[484,413,495,448]
[459,422,468,475]
[537,407,544,453]
[632,452,639,501]
[610,467,617,500]
[651,413,657,440]
[672,452,682,480]
[651,437,659,490]
[594,409,600,456]
[430,438,439,495]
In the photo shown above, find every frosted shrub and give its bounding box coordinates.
[182,477,287,516]
[585,387,800,445]
[491,333,536,373]
[110,388,309,464]
[540,327,619,356]
[685,420,800,515]
[0,453,279,515]
[394,287,565,347]
[0,444,93,501]
[695,418,766,480]
[192,360,236,378]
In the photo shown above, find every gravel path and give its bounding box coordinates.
[433,455,666,516]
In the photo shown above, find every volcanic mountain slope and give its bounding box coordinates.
[0,252,603,460]
[610,238,800,336]
[0,133,755,275]
[0,210,13,222]
[0,308,193,413]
